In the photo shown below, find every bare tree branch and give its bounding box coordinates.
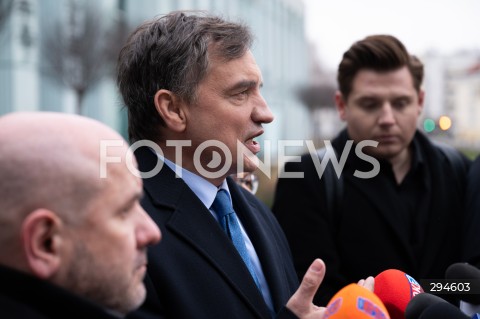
[42,0,128,114]
[0,0,14,33]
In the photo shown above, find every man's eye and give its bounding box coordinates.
[392,99,409,109]
[119,204,134,217]
[231,90,249,102]
[359,101,378,110]
[236,90,248,97]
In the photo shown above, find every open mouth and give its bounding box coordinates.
[245,136,261,154]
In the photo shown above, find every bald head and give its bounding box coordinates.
[0,112,161,315]
[0,112,129,259]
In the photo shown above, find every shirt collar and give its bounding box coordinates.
[156,152,229,209]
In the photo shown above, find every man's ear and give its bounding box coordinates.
[154,89,187,133]
[335,91,347,121]
[21,209,63,279]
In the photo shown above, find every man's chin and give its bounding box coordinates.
[372,146,403,160]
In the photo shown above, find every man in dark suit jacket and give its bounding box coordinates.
[272,35,471,306]
[117,11,350,319]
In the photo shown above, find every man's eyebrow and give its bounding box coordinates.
[356,96,378,101]
[352,96,378,103]
[228,80,261,92]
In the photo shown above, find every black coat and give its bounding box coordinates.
[272,129,470,306]
[463,155,480,268]
[0,265,118,319]
[127,147,299,319]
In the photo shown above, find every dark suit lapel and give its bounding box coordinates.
[136,147,271,319]
[228,179,293,311]
[417,145,451,275]
[167,196,271,318]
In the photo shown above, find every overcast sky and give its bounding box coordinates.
[303,0,480,71]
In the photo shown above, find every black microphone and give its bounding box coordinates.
[418,301,469,318]
[405,293,449,319]
[445,263,480,304]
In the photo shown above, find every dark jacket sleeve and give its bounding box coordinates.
[463,155,480,267]
[276,306,298,319]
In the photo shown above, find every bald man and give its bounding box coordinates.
[0,112,161,319]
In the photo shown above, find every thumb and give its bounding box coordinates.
[286,258,326,317]
[358,276,375,292]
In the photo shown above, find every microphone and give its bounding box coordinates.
[417,301,469,318]
[445,263,480,305]
[324,283,390,319]
[405,293,449,319]
[374,269,424,319]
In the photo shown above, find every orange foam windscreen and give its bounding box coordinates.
[324,283,390,319]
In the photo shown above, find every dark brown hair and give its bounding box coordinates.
[337,34,424,99]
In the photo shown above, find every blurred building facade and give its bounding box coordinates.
[0,0,123,130]
[303,49,480,151]
[0,0,311,150]
[422,50,480,149]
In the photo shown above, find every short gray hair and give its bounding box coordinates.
[117,11,253,142]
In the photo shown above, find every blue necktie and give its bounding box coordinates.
[211,189,261,290]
